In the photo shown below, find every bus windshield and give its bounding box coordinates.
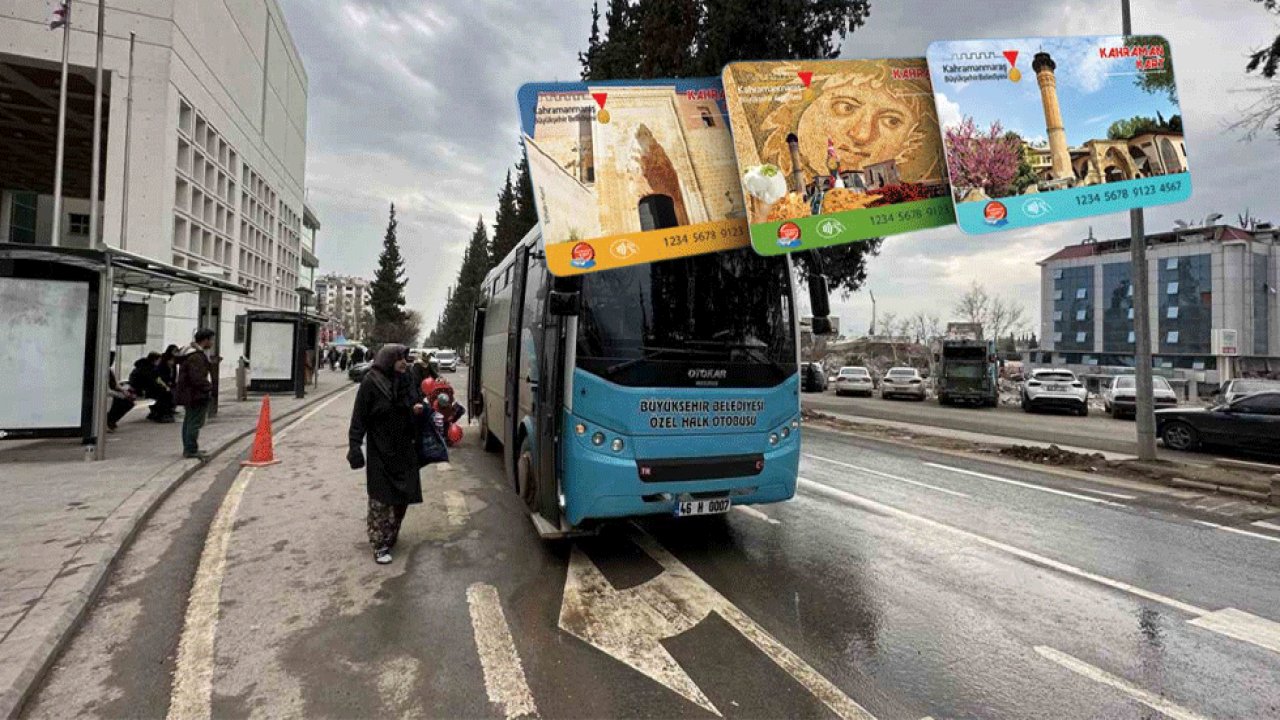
[575,249,796,388]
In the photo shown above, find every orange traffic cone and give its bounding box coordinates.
[241,395,281,467]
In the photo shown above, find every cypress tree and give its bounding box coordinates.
[368,203,407,335]
[514,149,539,238]
[489,172,521,263]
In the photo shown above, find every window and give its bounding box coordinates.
[1076,310,1087,321]
[1233,394,1280,415]
[1053,289,1063,300]
[8,191,37,243]
[1054,332,1063,343]
[1076,331,1087,343]
[1076,288,1088,300]
[1127,331,1136,343]
[1127,285,1133,297]
[1166,257,1179,270]
[68,213,90,235]
[1127,308,1135,320]
[1167,306,1179,319]
[1053,268,1063,280]
[1167,282,1179,294]
[699,107,715,127]
[1166,331,1180,344]
[1053,311,1063,321]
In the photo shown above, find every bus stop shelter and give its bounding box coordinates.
[0,242,250,459]
[243,309,325,398]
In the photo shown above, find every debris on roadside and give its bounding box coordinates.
[999,444,1107,469]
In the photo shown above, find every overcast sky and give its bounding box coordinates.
[278,0,1280,338]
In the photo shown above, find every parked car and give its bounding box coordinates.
[880,367,926,401]
[1102,375,1179,419]
[1021,368,1089,416]
[348,361,372,383]
[1216,378,1280,405]
[435,349,459,372]
[801,362,827,393]
[834,366,874,397]
[1156,391,1280,456]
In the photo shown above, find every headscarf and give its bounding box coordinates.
[372,344,408,374]
[369,344,409,400]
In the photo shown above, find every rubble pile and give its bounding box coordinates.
[999,444,1107,468]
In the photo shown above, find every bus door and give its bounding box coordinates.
[467,304,485,420]
[503,244,530,482]
[531,266,570,525]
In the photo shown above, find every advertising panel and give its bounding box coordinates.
[927,35,1191,234]
[722,58,954,254]
[517,78,750,275]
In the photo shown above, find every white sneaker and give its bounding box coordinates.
[374,548,392,564]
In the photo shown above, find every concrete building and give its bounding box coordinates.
[315,273,370,341]
[1036,224,1279,384]
[0,1,313,376]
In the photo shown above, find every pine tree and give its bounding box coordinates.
[578,1,602,80]
[430,217,493,350]
[489,171,522,263]
[514,149,539,238]
[368,203,408,341]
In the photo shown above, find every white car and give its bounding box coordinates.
[435,349,459,372]
[880,367,926,401]
[1021,368,1089,416]
[1217,378,1280,405]
[834,366,874,397]
[1102,375,1179,419]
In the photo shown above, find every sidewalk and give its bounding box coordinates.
[0,369,353,719]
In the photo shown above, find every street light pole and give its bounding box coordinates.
[1123,0,1157,460]
[88,0,105,249]
[51,0,73,246]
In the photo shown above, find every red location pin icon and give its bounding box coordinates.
[592,92,610,123]
[1002,50,1019,67]
[797,71,813,87]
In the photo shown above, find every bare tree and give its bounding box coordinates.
[910,312,942,344]
[953,282,1026,341]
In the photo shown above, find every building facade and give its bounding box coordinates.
[1037,225,1279,383]
[315,274,370,341]
[0,1,311,376]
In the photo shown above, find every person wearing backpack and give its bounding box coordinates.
[174,329,219,460]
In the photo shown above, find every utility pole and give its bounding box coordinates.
[120,31,135,249]
[88,0,106,249]
[1123,0,1157,461]
[51,0,73,246]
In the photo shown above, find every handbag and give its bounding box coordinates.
[418,418,449,467]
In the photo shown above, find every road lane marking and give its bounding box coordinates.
[1193,520,1280,545]
[1189,608,1280,655]
[799,477,1280,657]
[1193,520,1222,528]
[1072,487,1137,500]
[804,454,970,498]
[734,505,780,525]
[168,388,354,720]
[922,462,1122,507]
[1033,646,1210,720]
[558,528,877,719]
[444,490,469,526]
[467,583,539,719]
[1252,520,1280,533]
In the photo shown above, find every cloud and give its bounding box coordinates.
[935,92,963,130]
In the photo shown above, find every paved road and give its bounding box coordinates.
[802,390,1205,461]
[25,368,1280,719]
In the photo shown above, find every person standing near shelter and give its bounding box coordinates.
[339,349,350,372]
[347,344,424,565]
[175,329,219,460]
[106,351,136,432]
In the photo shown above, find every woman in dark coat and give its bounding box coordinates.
[347,344,424,564]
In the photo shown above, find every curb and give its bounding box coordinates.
[802,420,1270,504]
[2,381,354,720]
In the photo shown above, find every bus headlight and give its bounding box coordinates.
[790,419,800,430]
[591,432,606,446]
[575,423,587,435]
[769,433,779,445]
[780,426,790,439]
[610,438,624,452]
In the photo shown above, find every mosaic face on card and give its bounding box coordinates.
[722,59,954,255]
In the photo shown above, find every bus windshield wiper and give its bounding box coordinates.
[684,340,788,376]
[603,345,719,377]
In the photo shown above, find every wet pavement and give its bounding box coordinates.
[23,369,1280,719]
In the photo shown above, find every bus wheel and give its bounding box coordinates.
[479,411,501,453]
[516,436,539,512]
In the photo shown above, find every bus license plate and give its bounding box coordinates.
[675,498,731,517]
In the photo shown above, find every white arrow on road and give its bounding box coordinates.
[558,526,876,719]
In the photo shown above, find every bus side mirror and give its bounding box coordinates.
[549,290,580,316]
[807,273,832,335]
